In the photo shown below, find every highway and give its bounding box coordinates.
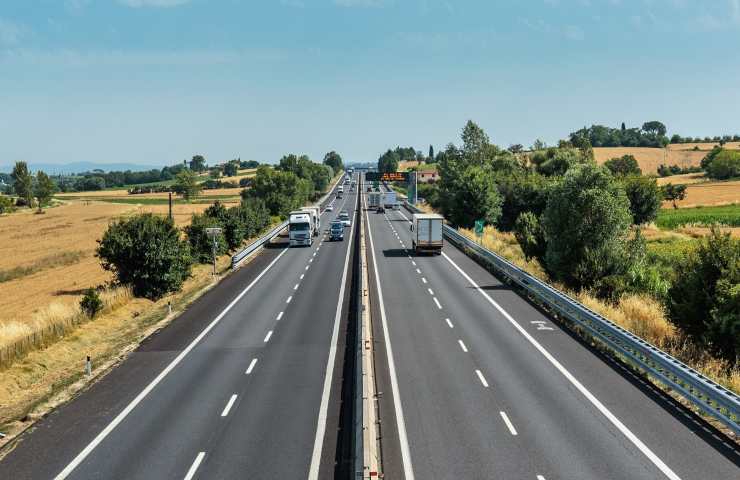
[0,176,359,479]
[365,180,740,480]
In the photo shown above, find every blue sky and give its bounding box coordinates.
[1,0,739,167]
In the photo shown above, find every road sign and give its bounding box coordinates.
[205,227,222,237]
[474,220,485,237]
[365,171,410,182]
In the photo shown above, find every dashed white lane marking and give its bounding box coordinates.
[183,452,205,480]
[263,330,273,343]
[305,265,310,270]
[427,288,434,296]
[500,411,518,436]
[422,277,427,284]
[433,297,442,309]
[309,258,313,263]
[300,274,305,280]
[416,268,421,274]
[313,252,316,257]
[294,283,299,290]
[445,318,454,329]
[537,476,547,480]
[246,358,258,375]
[286,296,292,304]
[276,311,284,321]
[476,370,489,388]
[221,394,238,417]
[411,260,416,266]
[458,340,468,353]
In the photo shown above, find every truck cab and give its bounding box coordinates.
[289,211,313,247]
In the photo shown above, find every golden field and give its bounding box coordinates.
[666,141,740,151]
[593,147,706,174]
[662,179,740,208]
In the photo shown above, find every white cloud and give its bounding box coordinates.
[0,18,24,46]
[117,0,191,7]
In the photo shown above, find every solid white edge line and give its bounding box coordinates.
[433,297,442,309]
[53,247,290,480]
[307,195,358,480]
[221,394,238,417]
[263,330,273,343]
[183,452,206,480]
[445,318,454,329]
[458,339,468,353]
[364,188,416,480]
[499,411,518,436]
[442,252,682,480]
[246,358,258,375]
[476,369,489,388]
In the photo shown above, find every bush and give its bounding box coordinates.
[0,194,15,214]
[667,228,740,361]
[80,288,104,319]
[622,175,662,225]
[244,166,312,217]
[514,212,546,262]
[604,155,641,176]
[495,172,551,231]
[440,165,502,228]
[705,149,740,180]
[541,163,632,290]
[186,213,228,263]
[97,214,193,299]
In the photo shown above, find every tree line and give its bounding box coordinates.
[423,120,737,361]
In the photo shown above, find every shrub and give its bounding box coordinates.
[97,214,193,300]
[80,288,104,319]
[0,194,15,214]
[604,155,641,176]
[705,149,740,180]
[622,175,662,225]
[514,212,546,262]
[667,227,740,361]
[185,213,228,263]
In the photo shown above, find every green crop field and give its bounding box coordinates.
[656,204,740,229]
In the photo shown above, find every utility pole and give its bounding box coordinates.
[168,191,173,221]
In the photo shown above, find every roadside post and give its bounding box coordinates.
[85,356,92,376]
[205,227,223,275]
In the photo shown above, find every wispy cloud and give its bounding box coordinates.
[333,0,387,8]
[0,18,25,46]
[117,0,191,8]
[0,49,264,68]
[520,18,585,41]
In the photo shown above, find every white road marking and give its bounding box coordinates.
[445,318,454,329]
[300,274,305,280]
[53,247,290,480]
[427,288,434,296]
[286,296,292,304]
[422,277,427,284]
[411,261,416,266]
[221,394,238,417]
[245,358,258,375]
[442,252,682,480]
[313,252,316,257]
[183,452,205,480]
[458,340,468,353]
[308,191,358,480]
[276,311,284,321]
[309,258,313,263]
[476,369,489,388]
[500,411,518,435]
[263,330,273,343]
[364,192,416,480]
[294,283,299,290]
[433,297,442,309]
[537,476,547,480]
[416,268,421,274]
[306,265,310,270]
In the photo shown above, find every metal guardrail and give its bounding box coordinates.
[231,174,345,269]
[403,201,740,436]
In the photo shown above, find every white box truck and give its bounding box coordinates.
[301,206,320,236]
[383,191,398,210]
[368,192,382,211]
[289,211,313,247]
[411,213,444,255]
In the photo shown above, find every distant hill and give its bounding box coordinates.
[0,161,162,175]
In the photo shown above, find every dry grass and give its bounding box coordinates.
[661,180,740,208]
[458,227,740,395]
[58,187,243,199]
[593,147,707,174]
[666,142,740,151]
[655,172,707,186]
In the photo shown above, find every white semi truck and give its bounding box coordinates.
[289,211,313,247]
[301,206,320,237]
[411,213,444,255]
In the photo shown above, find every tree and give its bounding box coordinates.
[185,213,228,263]
[541,163,632,290]
[622,175,661,225]
[704,149,740,180]
[97,214,193,299]
[667,228,740,361]
[495,171,552,231]
[80,288,104,319]
[514,212,547,262]
[323,151,343,173]
[0,194,15,214]
[439,164,502,228]
[34,171,57,211]
[175,169,202,201]
[661,183,687,209]
[621,122,626,132]
[189,155,207,172]
[642,121,667,137]
[244,166,312,216]
[377,149,400,173]
[604,155,641,176]
[223,161,239,177]
[428,145,435,161]
[11,161,34,208]
[508,144,524,154]
[461,120,490,164]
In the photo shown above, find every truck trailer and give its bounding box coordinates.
[300,206,321,237]
[383,191,398,210]
[367,192,382,211]
[411,213,444,255]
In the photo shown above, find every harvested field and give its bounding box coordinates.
[667,142,740,151]
[58,187,242,199]
[593,147,706,174]
[661,180,740,208]
[655,173,706,186]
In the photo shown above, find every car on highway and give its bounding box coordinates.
[325,203,334,212]
[338,210,351,227]
[329,220,344,241]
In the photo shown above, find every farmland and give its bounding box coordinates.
[656,203,740,229]
[593,142,740,175]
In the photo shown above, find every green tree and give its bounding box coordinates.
[34,170,57,211]
[461,120,490,162]
[495,172,552,231]
[175,169,202,201]
[80,288,104,319]
[244,166,312,216]
[622,175,661,225]
[514,212,547,262]
[642,121,667,137]
[604,155,641,176]
[661,183,687,209]
[705,150,740,180]
[428,145,434,161]
[377,149,400,173]
[323,151,343,173]
[97,214,192,299]
[11,161,34,208]
[667,228,740,361]
[439,164,502,228]
[223,161,239,177]
[0,194,14,214]
[189,155,207,172]
[185,213,228,263]
[541,163,632,290]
